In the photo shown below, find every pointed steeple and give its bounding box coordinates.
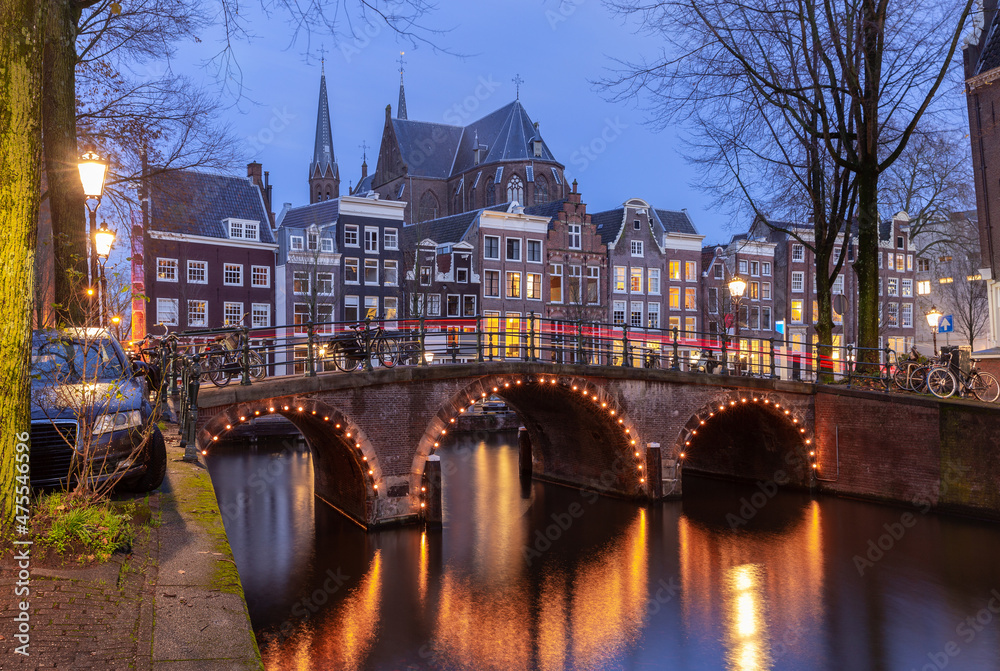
[397,51,408,120]
[309,61,340,202]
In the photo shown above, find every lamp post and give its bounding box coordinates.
[78,147,109,322]
[925,305,942,356]
[728,274,747,374]
[94,221,116,327]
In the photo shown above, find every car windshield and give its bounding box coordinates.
[32,335,126,383]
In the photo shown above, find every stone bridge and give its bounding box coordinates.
[194,363,1000,528]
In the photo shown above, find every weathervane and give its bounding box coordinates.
[359,140,370,163]
[398,51,406,75]
[318,44,327,71]
[512,74,524,100]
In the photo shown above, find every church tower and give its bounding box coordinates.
[309,63,340,202]
[396,51,408,120]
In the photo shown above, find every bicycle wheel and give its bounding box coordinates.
[374,336,398,368]
[207,353,232,387]
[909,365,929,393]
[972,372,1000,403]
[892,363,912,391]
[331,341,361,372]
[926,368,957,399]
[248,350,266,380]
[400,339,421,365]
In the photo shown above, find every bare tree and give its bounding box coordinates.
[601,0,974,362]
[942,254,990,349]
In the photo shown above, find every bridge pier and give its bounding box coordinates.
[423,455,443,527]
[518,426,532,480]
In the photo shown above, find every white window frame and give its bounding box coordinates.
[384,260,398,286]
[526,272,543,300]
[157,258,178,283]
[791,271,804,293]
[614,266,627,293]
[307,230,319,251]
[527,239,543,263]
[187,260,207,284]
[484,235,500,260]
[631,240,644,257]
[223,263,243,287]
[187,300,206,327]
[791,244,805,262]
[251,303,270,328]
[364,258,379,285]
[384,228,398,250]
[316,273,334,295]
[364,227,379,254]
[321,237,334,252]
[484,270,501,298]
[506,237,522,262]
[568,224,581,250]
[224,302,243,326]
[292,271,310,295]
[344,225,360,247]
[251,265,270,288]
[290,235,304,251]
[157,298,178,325]
[344,258,360,285]
[648,268,661,295]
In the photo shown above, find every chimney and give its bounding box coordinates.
[247,161,263,186]
[264,171,275,227]
[568,179,581,205]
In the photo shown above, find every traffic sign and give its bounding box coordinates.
[938,315,954,333]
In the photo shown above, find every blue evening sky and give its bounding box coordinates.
[169,0,735,245]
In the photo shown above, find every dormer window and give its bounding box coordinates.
[228,219,259,241]
[533,139,543,157]
[308,230,319,251]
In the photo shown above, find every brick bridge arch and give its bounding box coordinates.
[194,363,835,528]
[674,390,817,486]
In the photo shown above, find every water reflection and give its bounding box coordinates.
[207,434,1000,671]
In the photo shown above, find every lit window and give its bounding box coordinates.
[669,287,680,310]
[917,280,931,295]
[224,302,243,326]
[791,300,803,323]
[614,266,626,293]
[364,296,378,320]
[901,279,912,297]
[669,261,681,280]
[686,261,698,282]
[939,277,954,284]
[186,300,206,327]
[550,264,563,302]
[251,266,269,288]
[506,272,521,298]
[527,273,542,300]
[685,287,697,310]
[630,267,643,293]
[888,277,898,296]
[887,303,899,327]
[157,258,178,282]
[187,260,207,284]
[223,264,242,286]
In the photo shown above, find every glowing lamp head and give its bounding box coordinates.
[728,275,747,298]
[78,147,109,199]
[424,351,435,363]
[94,221,115,259]
[925,305,943,329]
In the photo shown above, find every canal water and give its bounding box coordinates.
[206,432,1000,671]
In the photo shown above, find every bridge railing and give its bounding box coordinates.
[142,314,907,396]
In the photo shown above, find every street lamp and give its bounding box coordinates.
[925,305,942,356]
[728,274,747,373]
[78,147,109,322]
[95,221,116,327]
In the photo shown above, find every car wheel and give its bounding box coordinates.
[120,427,167,493]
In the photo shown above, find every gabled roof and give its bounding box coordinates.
[452,101,560,175]
[592,208,626,245]
[390,119,464,178]
[387,100,561,181]
[279,199,340,229]
[523,199,568,228]
[401,203,512,248]
[652,209,698,236]
[149,169,275,244]
[976,5,1000,76]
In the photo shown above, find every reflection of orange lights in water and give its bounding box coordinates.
[261,551,382,671]
[430,509,648,670]
[678,500,824,670]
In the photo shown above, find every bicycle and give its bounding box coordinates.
[202,326,266,387]
[324,321,398,372]
[918,354,1000,401]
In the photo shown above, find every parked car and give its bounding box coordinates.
[30,328,166,492]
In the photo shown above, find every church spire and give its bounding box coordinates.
[309,61,340,202]
[397,51,408,120]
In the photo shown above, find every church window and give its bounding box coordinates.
[534,175,549,204]
[485,177,496,206]
[506,175,524,205]
[454,190,462,214]
[418,191,439,222]
[469,188,476,209]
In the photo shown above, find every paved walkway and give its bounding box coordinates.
[1,427,262,669]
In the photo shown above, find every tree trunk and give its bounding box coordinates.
[0,0,44,531]
[814,249,835,383]
[43,0,87,325]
